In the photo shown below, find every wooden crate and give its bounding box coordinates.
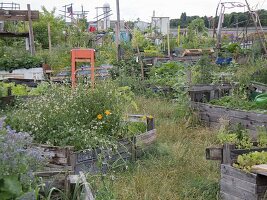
[220,164,267,200]
[191,102,267,138]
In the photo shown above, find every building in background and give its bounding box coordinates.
[151,17,170,35]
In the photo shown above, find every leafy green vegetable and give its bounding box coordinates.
[233,151,267,172]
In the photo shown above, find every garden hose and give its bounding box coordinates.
[255,93,267,105]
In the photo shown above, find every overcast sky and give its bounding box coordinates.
[10,0,267,21]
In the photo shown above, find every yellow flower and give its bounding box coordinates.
[141,115,147,121]
[148,115,153,119]
[105,110,111,115]
[97,114,103,120]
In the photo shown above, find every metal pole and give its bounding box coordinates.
[116,0,121,61]
[167,22,170,57]
[216,4,225,49]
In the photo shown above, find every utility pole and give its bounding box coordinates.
[116,0,121,61]
[244,0,267,55]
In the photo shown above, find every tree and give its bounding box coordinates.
[33,6,65,49]
[180,12,187,28]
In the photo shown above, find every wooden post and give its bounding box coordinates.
[48,23,52,53]
[136,46,145,81]
[27,4,35,55]
[115,0,121,61]
[222,143,235,165]
[79,172,94,200]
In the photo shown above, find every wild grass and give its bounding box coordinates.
[110,97,220,200]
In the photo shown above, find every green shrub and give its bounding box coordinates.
[0,47,42,71]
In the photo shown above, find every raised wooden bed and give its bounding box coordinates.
[35,114,156,175]
[188,84,234,102]
[220,164,267,200]
[0,96,15,107]
[191,102,267,138]
[206,144,267,165]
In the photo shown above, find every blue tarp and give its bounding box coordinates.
[216,57,232,65]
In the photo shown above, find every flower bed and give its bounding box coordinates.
[33,114,156,174]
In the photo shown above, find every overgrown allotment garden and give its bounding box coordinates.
[1,2,267,200]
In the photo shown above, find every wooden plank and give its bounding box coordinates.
[220,191,243,200]
[230,149,267,165]
[34,171,72,177]
[221,164,258,184]
[221,173,258,194]
[252,164,267,177]
[0,10,39,21]
[191,102,267,129]
[79,172,95,200]
[205,146,223,160]
[220,180,258,200]
[135,129,157,147]
[0,32,29,37]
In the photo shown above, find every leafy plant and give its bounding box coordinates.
[216,121,253,149]
[0,118,44,199]
[0,47,42,71]
[257,127,267,148]
[233,151,267,172]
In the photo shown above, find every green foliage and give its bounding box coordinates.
[0,82,28,97]
[0,82,50,98]
[216,123,253,149]
[233,151,267,172]
[210,95,267,112]
[149,61,186,88]
[37,46,71,71]
[192,56,218,84]
[182,18,215,49]
[235,58,267,85]
[128,122,147,135]
[0,122,45,199]
[257,127,267,148]
[0,47,42,71]
[33,7,65,49]
[6,82,136,150]
[0,176,23,200]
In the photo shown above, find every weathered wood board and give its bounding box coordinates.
[188,84,234,102]
[220,164,267,200]
[191,102,267,138]
[206,144,267,165]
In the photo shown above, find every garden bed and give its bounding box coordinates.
[220,164,267,200]
[206,144,267,165]
[34,114,156,175]
[191,102,267,137]
[188,84,234,102]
